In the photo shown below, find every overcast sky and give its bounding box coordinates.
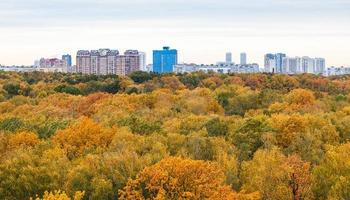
[0,0,349,66]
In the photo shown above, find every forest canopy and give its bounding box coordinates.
[1,71,350,200]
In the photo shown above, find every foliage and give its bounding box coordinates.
[52,117,114,158]
[32,190,85,200]
[3,83,21,97]
[0,71,350,199]
[119,157,257,200]
[312,143,350,200]
[129,71,154,83]
[205,117,229,137]
[0,117,25,132]
[54,85,82,95]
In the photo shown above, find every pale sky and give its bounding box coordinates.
[0,0,349,67]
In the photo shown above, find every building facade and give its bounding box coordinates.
[302,56,315,74]
[62,54,72,66]
[282,57,302,74]
[174,63,259,74]
[314,58,326,74]
[264,54,276,73]
[226,52,233,64]
[116,50,140,76]
[77,49,119,75]
[139,52,147,71]
[240,53,247,65]
[153,46,178,73]
[76,50,91,74]
[265,53,324,75]
[325,66,350,76]
[76,49,140,75]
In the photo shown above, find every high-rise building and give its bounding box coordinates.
[153,46,178,73]
[76,49,119,75]
[240,53,247,65]
[282,57,302,74]
[314,58,326,74]
[275,53,286,73]
[264,54,276,73]
[226,52,232,64]
[34,60,40,67]
[302,56,315,74]
[107,50,119,74]
[139,52,147,71]
[76,50,91,74]
[62,54,72,66]
[116,50,140,76]
[264,53,286,73]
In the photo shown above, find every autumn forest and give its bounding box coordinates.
[1,71,350,200]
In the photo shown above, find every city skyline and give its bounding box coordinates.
[0,0,349,66]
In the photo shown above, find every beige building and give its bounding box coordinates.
[116,50,140,76]
[77,49,139,75]
[76,49,119,75]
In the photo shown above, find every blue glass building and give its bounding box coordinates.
[275,53,286,73]
[62,54,72,66]
[153,47,178,73]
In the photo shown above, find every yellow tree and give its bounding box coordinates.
[269,114,307,148]
[242,148,314,200]
[241,148,291,200]
[160,76,186,91]
[7,131,41,150]
[52,117,114,158]
[312,143,350,200]
[32,190,84,200]
[284,155,313,200]
[285,89,316,111]
[119,157,259,200]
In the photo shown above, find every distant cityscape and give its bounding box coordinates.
[0,47,349,76]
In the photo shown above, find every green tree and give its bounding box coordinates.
[0,117,25,132]
[129,71,153,83]
[54,85,82,95]
[232,116,271,161]
[205,117,228,137]
[3,83,20,97]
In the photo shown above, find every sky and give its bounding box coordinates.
[0,0,349,67]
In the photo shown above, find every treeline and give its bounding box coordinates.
[1,71,350,200]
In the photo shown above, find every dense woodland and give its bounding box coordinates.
[1,71,350,200]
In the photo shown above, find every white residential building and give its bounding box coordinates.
[282,57,302,74]
[302,57,315,74]
[225,52,232,64]
[240,53,247,65]
[139,52,147,71]
[315,58,326,74]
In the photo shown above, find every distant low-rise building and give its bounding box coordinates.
[0,65,38,72]
[325,66,350,76]
[38,57,68,72]
[174,63,259,74]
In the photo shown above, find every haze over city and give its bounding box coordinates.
[0,0,349,66]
